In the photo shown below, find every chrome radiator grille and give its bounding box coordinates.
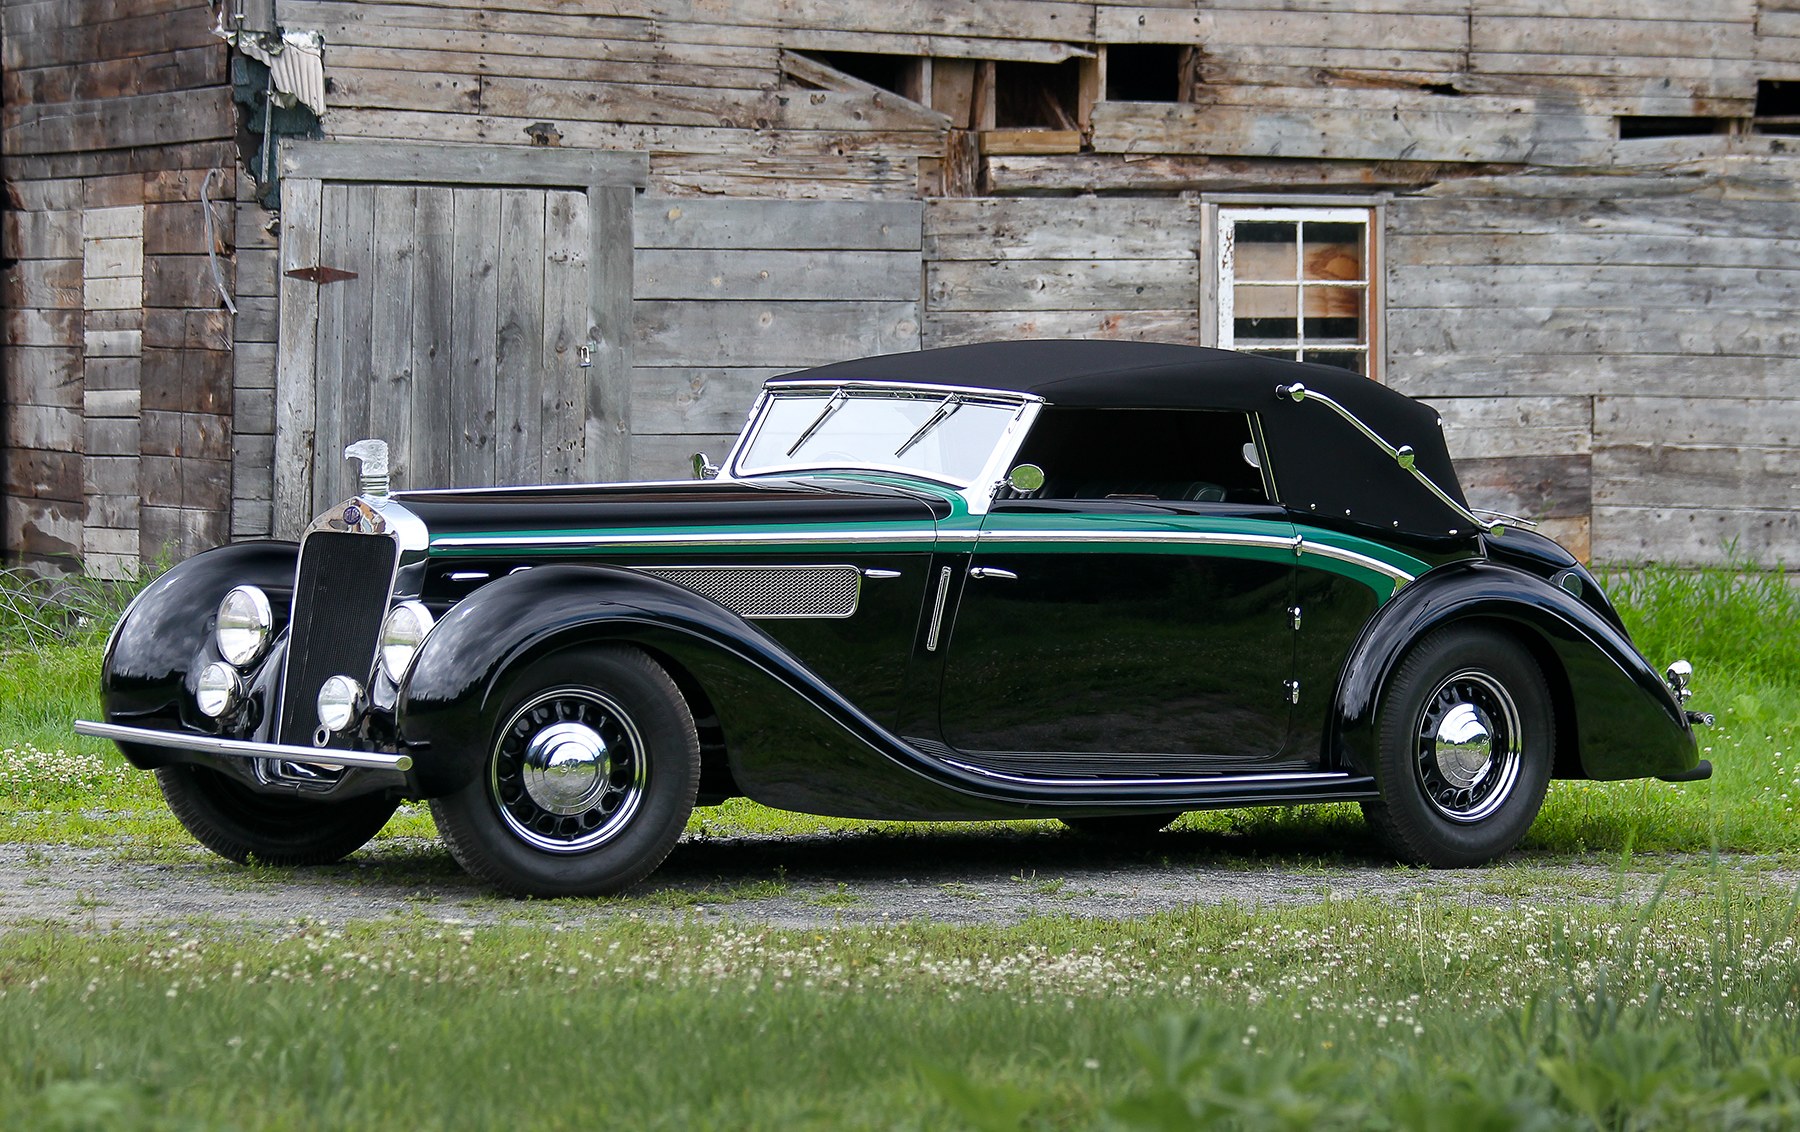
[636,564,861,619]
[279,530,398,745]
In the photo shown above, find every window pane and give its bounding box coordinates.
[1306,350,1366,374]
[1232,222,1297,280]
[1303,234,1365,283]
[1233,284,1298,341]
[1303,284,1365,326]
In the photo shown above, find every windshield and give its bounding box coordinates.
[734,387,1026,486]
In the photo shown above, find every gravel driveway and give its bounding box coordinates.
[3,825,1774,933]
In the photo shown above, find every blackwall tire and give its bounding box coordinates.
[429,645,700,897]
[155,765,398,866]
[1360,626,1553,868]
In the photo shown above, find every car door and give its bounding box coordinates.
[935,497,1301,767]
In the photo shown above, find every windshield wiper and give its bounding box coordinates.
[894,395,962,458]
[786,389,848,457]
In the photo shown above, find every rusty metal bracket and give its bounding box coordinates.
[284,265,359,284]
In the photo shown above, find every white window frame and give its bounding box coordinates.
[1211,204,1382,381]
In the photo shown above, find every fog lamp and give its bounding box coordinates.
[316,675,365,734]
[195,662,242,719]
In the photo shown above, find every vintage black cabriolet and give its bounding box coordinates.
[78,341,1710,895]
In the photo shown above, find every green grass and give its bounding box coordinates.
[4,878,1800,1129]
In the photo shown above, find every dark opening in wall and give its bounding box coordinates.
[1106,44,1184,101]
[803,51,926,101]
[1616,115,1730,139]
[994,59,1082,129]
[1754,80,1800,135]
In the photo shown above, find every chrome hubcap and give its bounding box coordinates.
[1415,670,1521,823]
[520,722,611,815]
[490,689,647,854]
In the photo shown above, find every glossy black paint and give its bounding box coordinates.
[100,541,298,740]
[1331,560,1698,782]
[395,478,949,538]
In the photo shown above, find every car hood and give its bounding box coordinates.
[390,476,952,545]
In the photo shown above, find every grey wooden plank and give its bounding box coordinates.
[410,185,456,488]
[630,367,785,435]
[634,198,923,251]
[311,182,350,516]
[1432,396,1594,458]
[585,184,635,483]
[1595,395,1798,448]
[634,300,922,369]
[541,188,590,483]
[450,187,502,486]
[273,177,323,539]
[927,257,1198,312]
[1387,264,1800,311]
[924,198,1200,261]
[335,183,379,501]
[495,188,548,485]
[1594,445,1800,510]
[282,139,647,189]
[1593,506,1800,567]
[636,248,921,302]
[631,432,740,482]
[369,184,418,489]
[1390,231,1800,271]
[924,308,1199,348]
[1386,307,1800,359]
[1384,354,1800,400]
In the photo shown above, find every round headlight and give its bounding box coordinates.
[216,585,273,667]
[379,601,435,682]
[195,662,241,719]
[317,675,365,734]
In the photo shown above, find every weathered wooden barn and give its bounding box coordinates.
[4,0,1797,576]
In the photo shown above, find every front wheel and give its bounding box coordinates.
[430,645,700,897]
[1359,626,1553,868]
[155,765,398,866]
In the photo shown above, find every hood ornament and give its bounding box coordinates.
[344,439,390,498]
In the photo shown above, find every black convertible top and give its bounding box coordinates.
[777,340,1474,539]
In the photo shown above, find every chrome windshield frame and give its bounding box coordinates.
[721,380,1044,516]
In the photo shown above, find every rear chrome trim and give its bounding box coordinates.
[74,719,413,772]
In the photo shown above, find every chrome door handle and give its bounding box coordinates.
[968,567,1018,580]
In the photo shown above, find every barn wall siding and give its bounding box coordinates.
[2,0,235,574]
[1387,174,1800,567]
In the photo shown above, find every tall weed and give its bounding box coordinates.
[1599,554,1798,685]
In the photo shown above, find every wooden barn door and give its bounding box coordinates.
[272,142,644,535]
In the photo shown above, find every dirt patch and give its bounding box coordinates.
[3,827,1783,933]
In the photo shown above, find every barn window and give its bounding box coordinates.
[1753,81,1800,136]
[1217,207,1375,378]
[1104,45,1192,102]
[993,60,1082,129]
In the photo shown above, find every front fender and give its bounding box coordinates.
[396,564,971,808]
[1332,560,1698,782]
[100,541,299,738]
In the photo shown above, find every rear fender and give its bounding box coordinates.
[1332,561,1698,782]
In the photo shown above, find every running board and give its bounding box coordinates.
[940,756,1377,807]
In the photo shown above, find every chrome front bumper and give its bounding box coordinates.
[73,719,413,772]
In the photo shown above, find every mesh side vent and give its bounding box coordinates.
[637,565,862,619]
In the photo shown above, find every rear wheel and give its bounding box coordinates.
[1360,626,1553,867]
[155,765,398,866]
[430,645,699,897]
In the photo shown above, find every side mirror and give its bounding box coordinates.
[1005,464,1046,493]
[691,452,719,481]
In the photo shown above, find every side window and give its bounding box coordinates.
[1009,409,1271,504]
[1218,207,1376,378]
